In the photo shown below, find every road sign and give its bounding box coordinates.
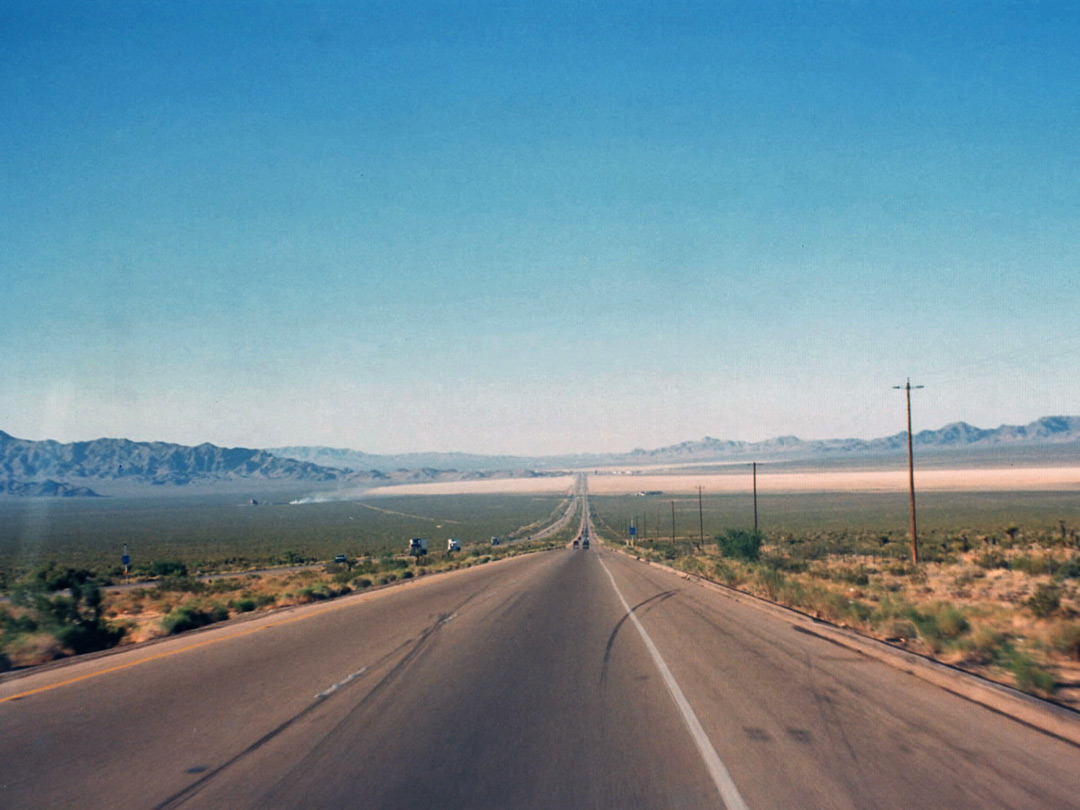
[122,554,130,567]
[629,526,636,536]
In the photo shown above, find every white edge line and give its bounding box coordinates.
[599,554,751,810]
[316,666,369,700]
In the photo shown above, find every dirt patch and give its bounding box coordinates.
[587,467,1080,495]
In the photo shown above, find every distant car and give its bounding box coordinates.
[582,539,590,549]
[333,554,348,564]
[447,538,461,552]
[408,538,428,556]
[490,537,501,546]
[573,539,580,548]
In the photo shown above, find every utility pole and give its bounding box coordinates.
[893,378,924,564]
[671,500,676,544]
[698,486,705,551]
[752,462,759,534]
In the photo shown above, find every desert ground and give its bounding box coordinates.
[363,465,1080,497]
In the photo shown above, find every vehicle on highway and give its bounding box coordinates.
[582,538,590,549]
[573,539,580,548]
[333,554,348,564]
[407,538,428,556]
[447,538,461,552]
[490,536,501,546]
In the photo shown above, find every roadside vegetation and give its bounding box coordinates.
[593,501,1080,708]
[0,499,577,672]
[0,492,572,587]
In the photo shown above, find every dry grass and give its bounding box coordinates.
[619,533,1080,708]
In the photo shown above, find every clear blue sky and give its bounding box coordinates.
[3,1,1079,455]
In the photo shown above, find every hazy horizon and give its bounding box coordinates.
[5,3,1079,456]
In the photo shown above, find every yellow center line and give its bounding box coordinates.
[0,594,372,705]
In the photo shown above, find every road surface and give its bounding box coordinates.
[2,537,1078,808]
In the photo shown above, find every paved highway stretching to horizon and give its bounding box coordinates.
[2,479,1079,809]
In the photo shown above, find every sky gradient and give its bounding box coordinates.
[3,1,1079,455]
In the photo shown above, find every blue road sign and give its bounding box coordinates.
[628,526,636,536]
[122,554,130,566]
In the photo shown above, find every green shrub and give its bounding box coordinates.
[845,600,873,623]
[57,621,124,655]
[812,591,851,623]
[906,603,969,652]
[151,560,188,577]
[1009,650,1057,695]
[885,561,915,577]
[1026,584,1061,618]
[761,553,807,573]
[712,561,741,586]
[161,606,224,635]
[296,584,344,603]
[1,608,39,635]
[156,576,204,593]
[1050,622,1080,660]
[966,626,1005,663]
[22,564,95,593]
[834,565,871,586]
[935,603,970,638]
[778,578,807,608]
[1011,554,1053,576]
[716,529,762,562]
[878,618,919,641]
[755,568,784,600]
[233,598,256,612]
[1053,556,1080,581]
[976,550,1009,570]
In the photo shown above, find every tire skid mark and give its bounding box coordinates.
[153,587,489,809]
[600,590,677,687]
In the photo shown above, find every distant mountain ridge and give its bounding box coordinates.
[622,415,1080,463]
[266,445,540,473]
[0,431,555,496]
[1,416,1077,497]
[270,416,1080,470]
[0,430,343,491]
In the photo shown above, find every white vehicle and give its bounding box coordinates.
[447,538,461,552]
[490,536,501,546]
[407,538,428,556]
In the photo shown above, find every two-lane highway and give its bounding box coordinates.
[3,532,1079,808]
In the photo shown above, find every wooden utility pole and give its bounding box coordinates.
[671,500,676,544]
[894,379,924,564]
[698,486,705,551]
[752,462,759,533]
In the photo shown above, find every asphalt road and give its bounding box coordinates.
[2,540,1079,809]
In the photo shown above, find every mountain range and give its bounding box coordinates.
[1,416,1078,496]
[269,416,1080,471]
[0,431,342,495]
